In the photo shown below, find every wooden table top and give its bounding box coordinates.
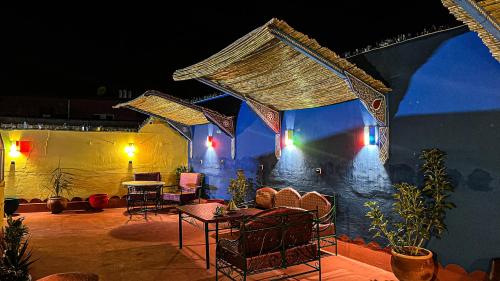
[177,203,261,223]
[121,181,165,186]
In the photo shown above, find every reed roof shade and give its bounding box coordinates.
[173,18,390,111]
[113,90,236,138]
[442,0,500,61]
[114,91,209,125]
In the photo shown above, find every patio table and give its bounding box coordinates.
[177,203,261,269]
[122,180,165,219]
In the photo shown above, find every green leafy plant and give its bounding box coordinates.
[1,216,36,281]
[365,148,455,256]
[228,169,252,206]
[45,167,74,198]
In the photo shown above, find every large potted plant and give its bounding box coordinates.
[365,148,455,281]
[44,166,74,214]
[228,169,252,209]
[0,216,36,280]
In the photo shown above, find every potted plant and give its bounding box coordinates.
[88,194,109,211]
[0,216,36,280]
[4,198,20,216]
[228,169,251,209]
[365,148,455,281]
[44,166,74,214]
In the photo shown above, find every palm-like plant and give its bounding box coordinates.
[46,167,74,198]
[365,148,455,256]
[228,169,251,207]
[1,216,37,281]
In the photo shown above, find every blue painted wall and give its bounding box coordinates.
[190,29,500,272]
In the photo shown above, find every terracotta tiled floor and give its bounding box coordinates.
[19,208,396,280]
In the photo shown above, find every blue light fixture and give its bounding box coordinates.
[364,126,378,146]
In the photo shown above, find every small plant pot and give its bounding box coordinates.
[89,194,109,210]
[4,198,20,216]
[391,247,435,281]
[47,196,68,214]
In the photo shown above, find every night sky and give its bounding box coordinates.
[2,2,459,100]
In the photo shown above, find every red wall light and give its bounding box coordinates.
[206,136,214,148]
[17,141,32,153]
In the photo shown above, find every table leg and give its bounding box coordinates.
[143,190,148,219]
[205,222,210,269]
[178,212,183,249]
[215,221,219,243]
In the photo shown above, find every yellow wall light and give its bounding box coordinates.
[124,143,136,157]
[9,142,21,158]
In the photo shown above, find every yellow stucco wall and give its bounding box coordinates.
[0,122,187,200]
[1,137,4,226]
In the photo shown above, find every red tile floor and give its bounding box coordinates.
[22,208,397,280]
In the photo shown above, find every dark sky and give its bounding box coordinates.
[2,1,459,100]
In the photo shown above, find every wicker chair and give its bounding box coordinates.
[162,172,202,205]
[300,191,337,254]
[216,207,321,281]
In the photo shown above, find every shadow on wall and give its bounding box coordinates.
[350,27,469,121]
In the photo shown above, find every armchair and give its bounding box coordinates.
[162,172,202,205]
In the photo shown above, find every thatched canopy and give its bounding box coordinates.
[173,18,390,111]
[442,0,500,61]
[114,90,235,137]
[114,90,210,125]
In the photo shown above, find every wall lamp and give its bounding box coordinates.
[9,142,21,158]
[206,136,214,148]
[284,129,294,147]
[125,143,136,158]
[9,141,31,158]
[364,126,378,146]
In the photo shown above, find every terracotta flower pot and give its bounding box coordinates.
[89,194,109,210]
[391,248,435,281]
[47,196,68,214]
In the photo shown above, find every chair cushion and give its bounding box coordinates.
[179,173,201,189]
[274,187,301,208]
[316,223,335,237]
[134,172,161,181]
[218,243,317,272]
[300,191,332,218]
[255,187,277,209]
[241,207,313,256]
[162,192,196,203]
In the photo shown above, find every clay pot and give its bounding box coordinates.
[391,248,435,281]
[47,196,68,214]
[88,194,109,210]
[4,197,20,216]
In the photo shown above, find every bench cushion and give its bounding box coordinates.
[218,243,317,272]
[274,187,301,208]
[300,191,331,218]
[240,207,313,256]
[255,187,277,209]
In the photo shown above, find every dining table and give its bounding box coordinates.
[176,203,261,269]
[122,180,165,218]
